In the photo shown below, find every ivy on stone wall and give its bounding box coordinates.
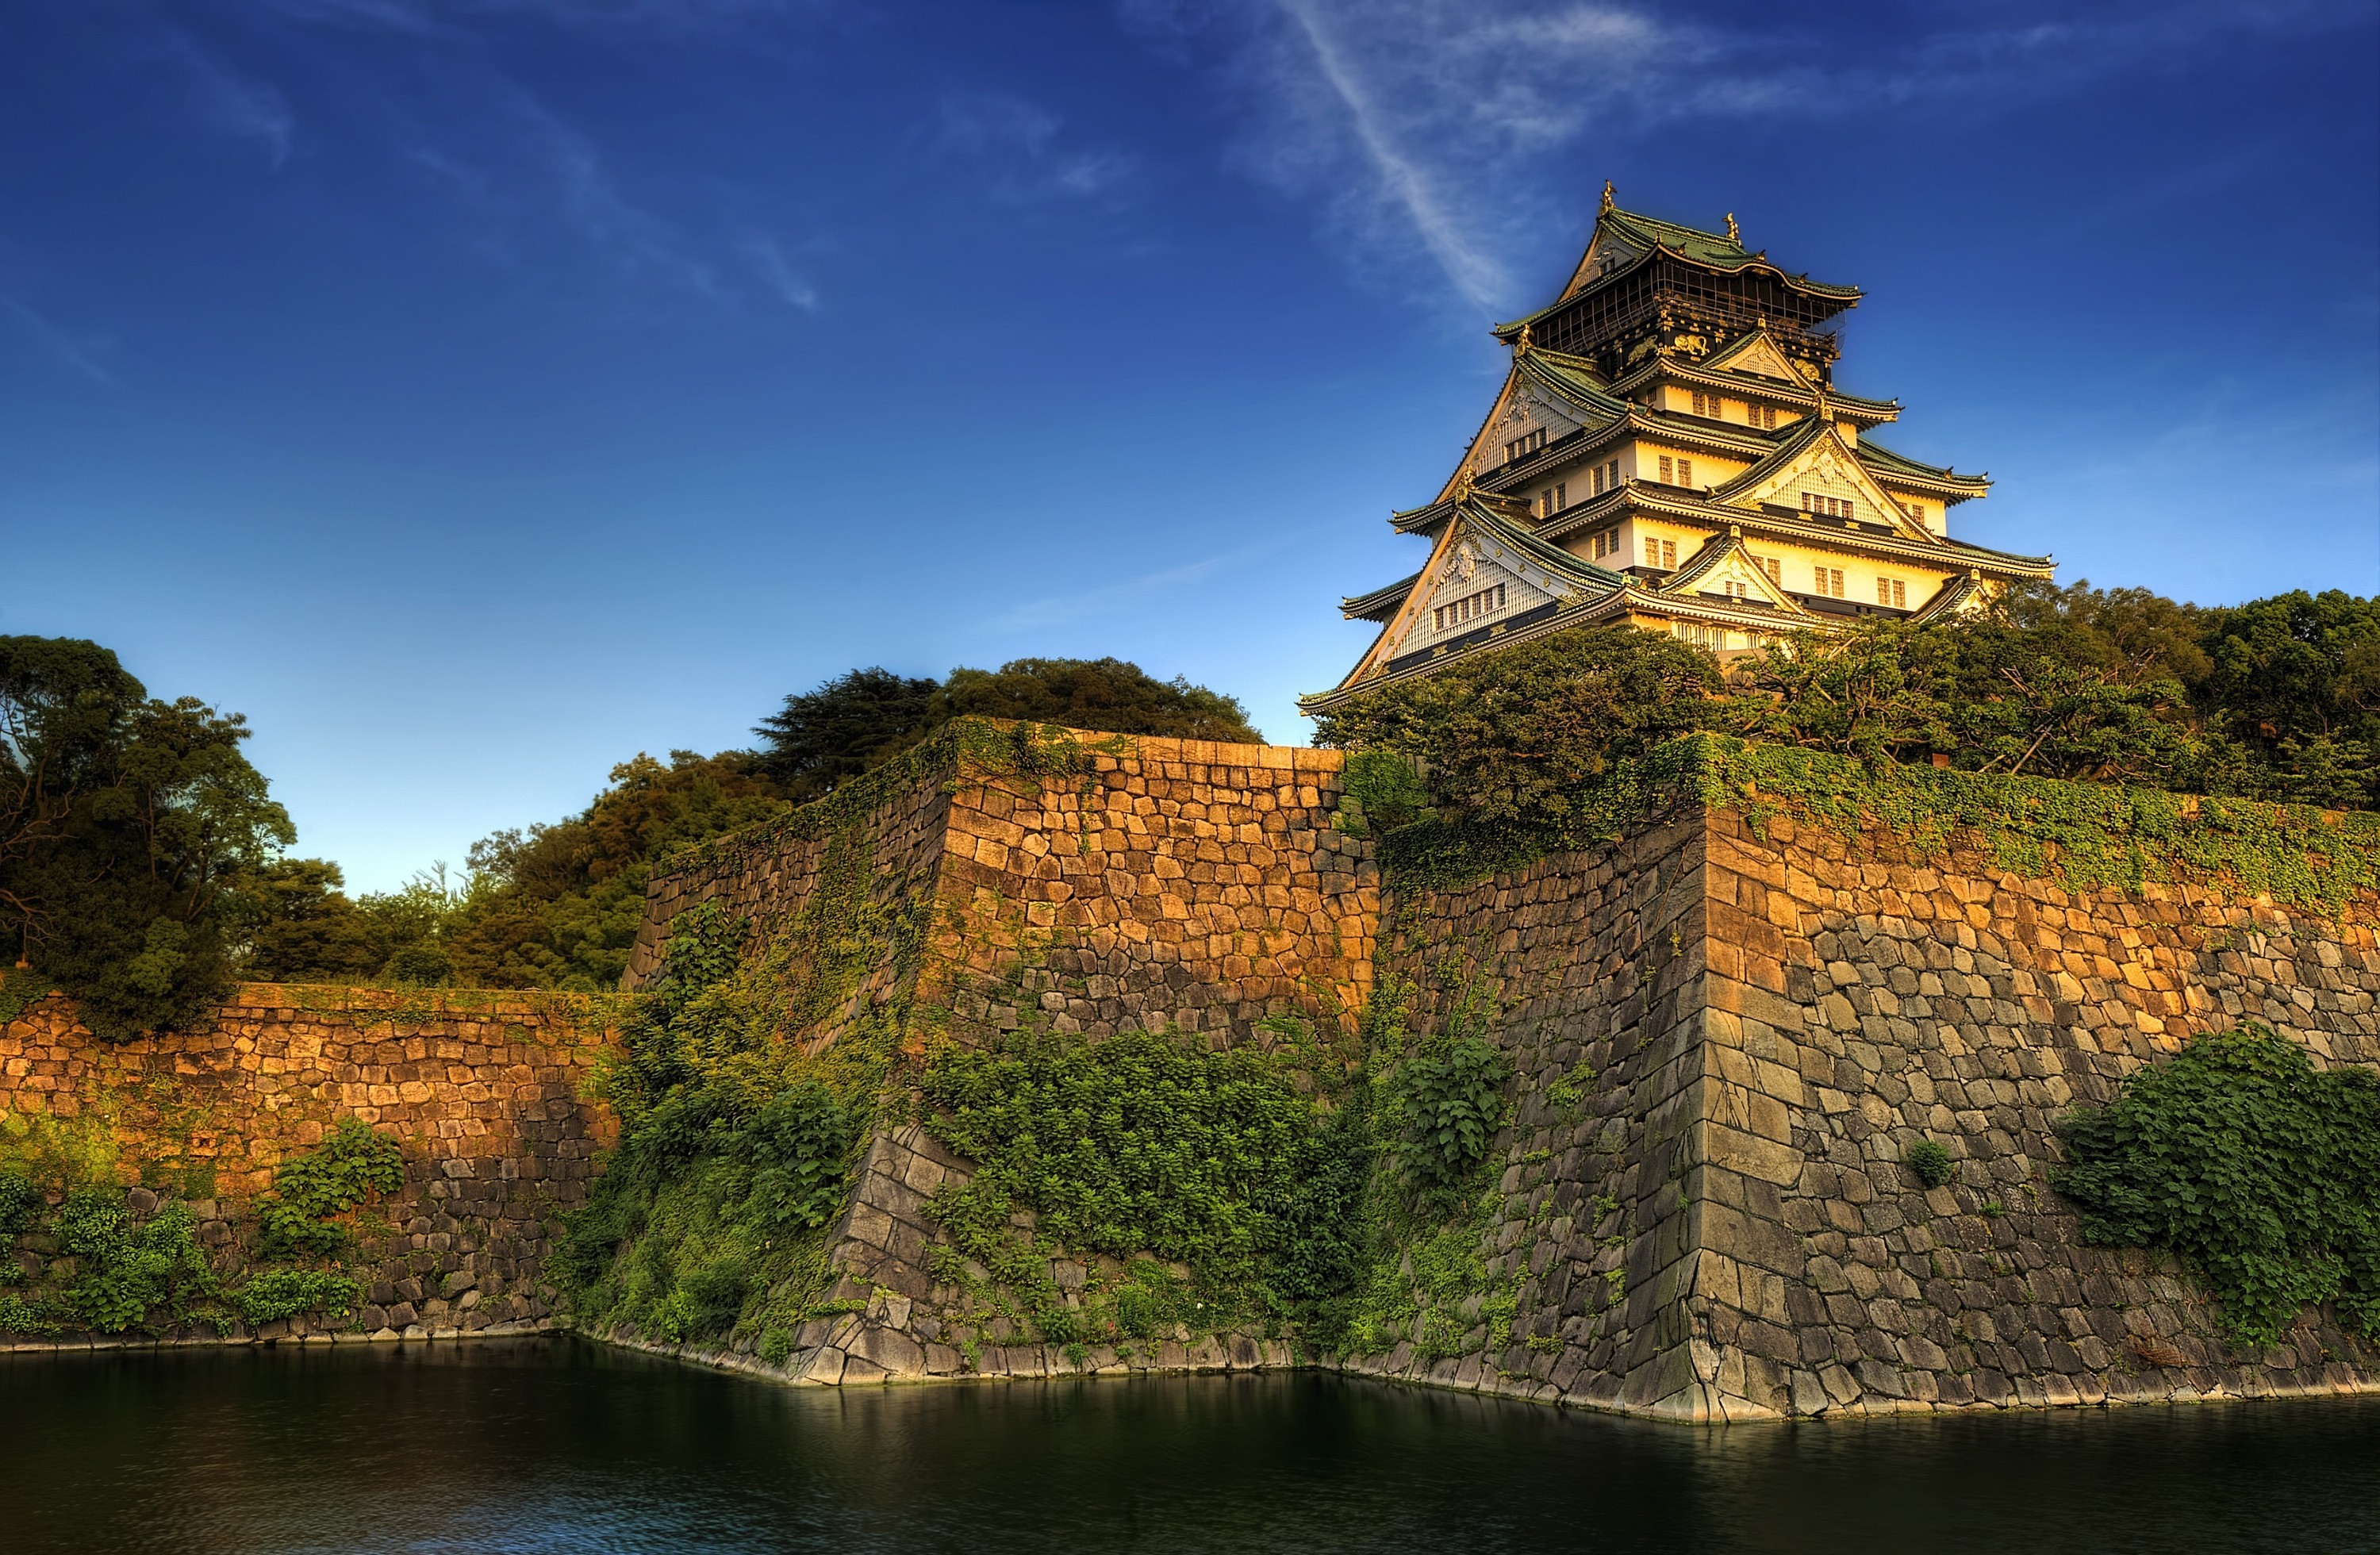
[1376,734,2380,914]
[0,1116,394,1341]
[2052,1027,2380,1349]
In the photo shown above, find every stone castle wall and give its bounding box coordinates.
[619,734,1378,1385]
[1353,805,2380,1419]
[625,735,1377,1050]
[618,733,2380,1415]
[1,986,616,1347]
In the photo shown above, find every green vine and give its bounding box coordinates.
[2052,1027,2380,1349]
[1379,733,2380,913]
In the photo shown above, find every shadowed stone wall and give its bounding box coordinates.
[1347,804,2380,1419]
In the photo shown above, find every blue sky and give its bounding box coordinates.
[4,0,2375,892]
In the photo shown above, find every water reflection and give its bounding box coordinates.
[0,1338,2368,1553]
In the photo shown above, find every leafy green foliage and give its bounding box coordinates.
[1334,749,1432,837]
[257,1119,405,1258]
[1,636,294,1039]
[561,862,890,1350]
[1318,590,2380,824]
[1394,1038,1508,1215]
[2192,590,2380,809]
[922,1028,1322,1288]
[0,1166,40,1236]
[1316,625,1719,826]
[1906,1139,1955,1189]
[234,1268,363,1325]
[756,657,1259,801]
[2052,1028,2380,1348]
[56,1192,221,1333]
[247,751,795,991]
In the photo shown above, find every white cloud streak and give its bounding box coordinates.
[2,297,116,386]
[938,93,1138,205]
[1138,0,2367,312]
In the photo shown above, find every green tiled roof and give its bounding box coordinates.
[1601,205,1862,300]
[1855,436,1990,492]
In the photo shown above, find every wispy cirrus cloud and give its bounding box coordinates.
[1129,0,2367,312]
[2,295,116,386]
[155,28,297,167]
[937,93,1138,206]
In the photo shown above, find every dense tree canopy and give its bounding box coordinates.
[1,637,293,1039]
[754,656,1261,798]
[1316,586,2380,824]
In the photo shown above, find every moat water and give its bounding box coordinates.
[0,1339,2370,1553]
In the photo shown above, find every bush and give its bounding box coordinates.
[1906,1139,1956,1189]
[2052,1027,2380,1347]
[236,1268,362,1325]
[1315,625,1720,825]
[258,1119,405,1257]
[1395,1038,1507,1215]
[0,1169,40,1236]
[56,1192,219,1333]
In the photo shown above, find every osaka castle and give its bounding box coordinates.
[1303,187,2055,712]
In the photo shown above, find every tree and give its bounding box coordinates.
[941,658,1261,743]
[244,858,384,983]
[754,658,1261,798]
[2191,591,2380,809]
[0,639,294,1039]
[1313,626,1721,824]
[752,669,939,797]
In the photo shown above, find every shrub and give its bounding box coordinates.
[258,1119,405,1257]
[1906,1139,1956,1189]
[235,1269,362,1325]
[56,1193,219,1333]
[2052,1027,2380,1347]
[1396,1037,1507,1215]
[0,1168,41,1236]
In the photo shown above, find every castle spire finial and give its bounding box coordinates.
[1599,179,1615,213]
[1515,322,1534,355]
[1726,212,1740,243]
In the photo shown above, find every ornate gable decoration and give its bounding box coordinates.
[1700,329,1806,384]
[1657,528,1810,615]
[1721,423,1938,545]
[1364,510,1609,673]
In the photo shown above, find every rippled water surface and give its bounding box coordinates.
[1,1338,2371,1553]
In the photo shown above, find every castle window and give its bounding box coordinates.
[1815,566,1844,598]
[1678,457,1694,487]
[1590,464,1603,497]
[1537,483,1567,518]
[1751,554,1782,585]
[1591,527,1622,561]
[1658,455,1671,483]
[1878,577,1907,608]
[1672,621,1726,649]
[1606,459,1620,490]
[1722,580,1748,599]
[1801,491,1853,520]
[1504,428,1547,463]
[1648,538,1677,570]
[1433,582,1507,632]
[1898,500,1928,524]
[1751,405,1778,431]
[1691,390,1724,419]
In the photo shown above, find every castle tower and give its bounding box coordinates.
[1303,189,2053,712]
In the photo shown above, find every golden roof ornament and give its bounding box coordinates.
[1725,213,1740,243]
[1599,179,1615,213]
[1515,322,1534,354]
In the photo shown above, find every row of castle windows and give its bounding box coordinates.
[1503,427,1547,463]
[1658,455,1696,486]
[1434,583,1506,632]
[1690,391,1781,431]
